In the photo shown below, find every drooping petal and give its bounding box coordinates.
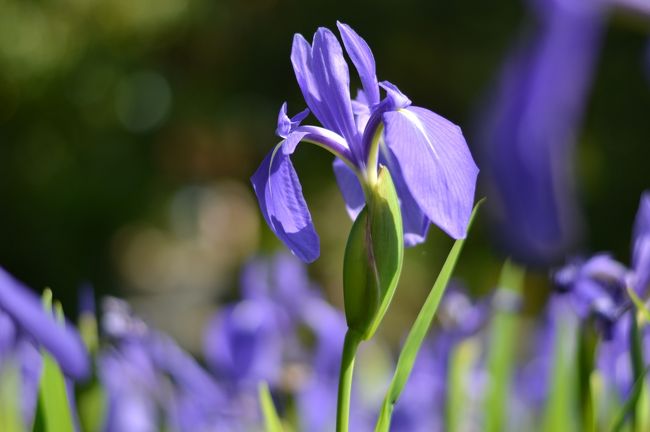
[382,106,478,239]
[336,22,380,107]
[251,132,320,263]
[0,267,90,379]
[332,158,365,220]
[311,28,361,161]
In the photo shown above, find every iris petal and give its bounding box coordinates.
[379,148,430,246]
[336,22,380,107]
[0,268,90,379]
[291,34,336,132]
[332,158,365,220]
[311,28,361,161]
[251,132,320,263]
[382,106,478,239]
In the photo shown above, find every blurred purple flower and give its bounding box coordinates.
[391,345,443,432]
[597,310,650,399]
[252,22,478,262]
[204,300,284,388]
[554,254,628,338]
[478,0,606,265]
[630,191,650,296]
[100,297,232,432]
[553,191,650,336]
[0,309,43,427]
[295,297,347,432]
[514,296,577,410]
[0,267,89,379]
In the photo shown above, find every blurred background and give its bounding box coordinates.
[0,0,648,352]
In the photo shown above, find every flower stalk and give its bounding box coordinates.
[336,329,361,432]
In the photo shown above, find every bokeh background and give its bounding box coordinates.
[0,0,648,351]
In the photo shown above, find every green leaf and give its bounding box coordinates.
[77,296,106,432]
[627,286,650,323]
[542,305,578,432]
[77,379,105,432]
[259,382,283,432]
[578,324,598,432]
[374,199,484,432]
[33,351,75,432]
[609,365,650,432]
[33,292,75,432]
[446,338,480,432]
[0,366,25,432]
[343,165,404,340]
[483,260,524,432]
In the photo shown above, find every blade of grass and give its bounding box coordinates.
[446,338,480,432]
[542,303,578,432]
[0,366,24,432]
[374,199,484,432]
[33,293,75,432]
[609,365,650,432]
[483,260,524,432]
[259,382,283,432]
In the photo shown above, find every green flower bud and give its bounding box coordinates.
[343,165,404,340]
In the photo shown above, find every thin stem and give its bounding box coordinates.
[336,329,361,432]
[629,311,644,432]
[578,324,597,432]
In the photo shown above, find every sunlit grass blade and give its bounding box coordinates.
[259,382,283,432]
[0,367,25,432]
[609,365,650,432]
[483,260,524,432]
[627,287,650,323]
[446,338,480,432]
[33,352,76,432]
[578,325,598,432]
[33,293,75,432]
[77,294,105,432]
[374,199,484,432]
[542,304,578,432]
[628,312,645,432]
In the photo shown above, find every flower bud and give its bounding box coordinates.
[343,165,404,340]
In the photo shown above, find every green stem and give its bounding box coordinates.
[336,329,361,432]
[578,324,597,432]
[629,311,644,432]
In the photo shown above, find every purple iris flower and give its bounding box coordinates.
[0,310,43,427]
[554,254,628,338]
[295,299,347,432]
[597,310,650,399]
[0,267,89,379]
[101,297,232,432]
[251,22,478,262]
[203,300,284,388]
[553,191,650,336]
[478,0,606,265]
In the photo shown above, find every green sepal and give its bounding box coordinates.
[342,165,404,340]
